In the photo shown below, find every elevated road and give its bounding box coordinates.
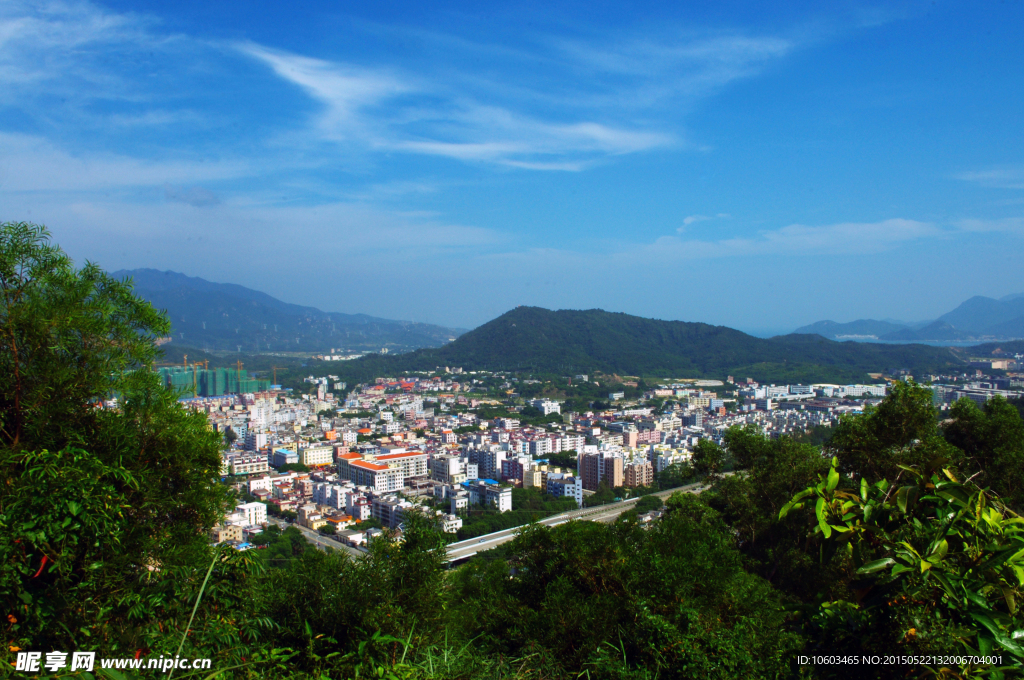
[274,482,713,562]
[445,482,708,562]
[267,516,366,559]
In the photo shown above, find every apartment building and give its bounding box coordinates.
[300,444,334,467]
[579,452,623,491]
[234,502,267,526]
[375,450,429,478]
[337,453,404,493]
[546,473,583,507]
[624,461,654,488]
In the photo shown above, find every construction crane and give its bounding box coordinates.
[183,354,188,368]
[236,360,244,391]
[190,361,208,398]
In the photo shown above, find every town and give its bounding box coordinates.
[162,358,1023,557]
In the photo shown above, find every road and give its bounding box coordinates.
[270,482,711,563]
[445,482,708,562]
[267,516,366,559]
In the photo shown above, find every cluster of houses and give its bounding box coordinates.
[209,373,903,550]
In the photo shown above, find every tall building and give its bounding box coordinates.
[580,452,624,490]
[624,461,654,488]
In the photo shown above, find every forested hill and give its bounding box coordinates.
[113,268,466,353]
[328,307,966,383]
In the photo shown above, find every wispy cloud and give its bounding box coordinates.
[0,0,156,99]
[956,166,1024,190]
[678,212,731,232]
[0,133,250,192]
[659,218,939,257]
[956,217,1024,234]
[238,44,676,170]
[553,34,794,109]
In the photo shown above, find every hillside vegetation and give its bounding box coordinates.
[325,306,965,384]
[4,222,1023,679]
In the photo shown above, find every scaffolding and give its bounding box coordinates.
[156,366,271,397]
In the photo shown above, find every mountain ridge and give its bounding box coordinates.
[113,268,466,353]
[326,306,965,384]
[795,292,1024,342]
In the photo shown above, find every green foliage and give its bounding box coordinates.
[583,481,617,507]
[828,380,962,481]
[943,396,1024,509]
[781,457,1024,668]
[704,426,835,600]
[1,223,237,661]
[691,438,727,479]
[543,451,578,469]
[655,461,695,489]
[0,221,169,451]
[445,495,803,678]
[634,494,664,514]
[276,462,311,473]
[456,489,577,540]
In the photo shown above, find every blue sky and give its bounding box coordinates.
[2,0,1023,333]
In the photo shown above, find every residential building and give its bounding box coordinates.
[579,452,624,491]
[375,450,429,478]
[234,502,267,526]
[300,444,334,467]
[624,461,654,488]
[546,473,583,507]
[210,524,244,543]
[337,453,405,493]
[272,448,298,467]
[530,399,561,415]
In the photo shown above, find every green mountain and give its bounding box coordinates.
[113,269,466,353]
[330,307,966,384]
[793,318,910,339]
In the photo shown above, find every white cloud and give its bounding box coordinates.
[0,0,155,98]
[238,44,676,170]
[0,133,250,192]
[678,212,730,232]
[663,218,938,257]
[955,166,1024,190]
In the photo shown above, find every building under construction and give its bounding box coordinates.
[156,365,271,397]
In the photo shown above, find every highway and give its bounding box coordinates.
[271,482,710,563]
[267,516,366,559]
[445,482,707,562]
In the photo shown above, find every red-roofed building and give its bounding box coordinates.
[375,450,428,478]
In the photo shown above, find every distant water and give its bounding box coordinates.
[835,339,998,348]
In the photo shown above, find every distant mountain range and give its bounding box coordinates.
[795,293,1024,342]
[328,307,966,384]
[113,269,466,352]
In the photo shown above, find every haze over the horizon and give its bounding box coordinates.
[2,0,1023,332]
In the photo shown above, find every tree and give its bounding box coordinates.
[780,457,1024,668]
[943,396,1024,510]
[691,438,726,480]
[827,380,961,481]
[0,221,167,451]
[224,426,239,447]
[0,222,238,657]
